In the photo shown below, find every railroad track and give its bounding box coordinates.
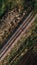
[0,11,35,61]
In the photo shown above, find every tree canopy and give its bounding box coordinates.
[0,0,36,17]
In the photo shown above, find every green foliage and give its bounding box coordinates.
[0,0,36,17]
[35,0,37,12]
[0,0,5,16]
